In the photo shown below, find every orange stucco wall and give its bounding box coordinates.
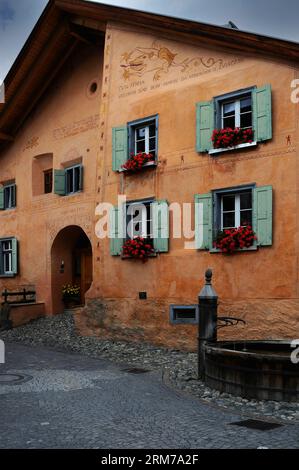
[1,22,299,350]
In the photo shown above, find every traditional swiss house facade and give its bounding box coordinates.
[0,0,298,349]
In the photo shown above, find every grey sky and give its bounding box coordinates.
[1,0,299,81]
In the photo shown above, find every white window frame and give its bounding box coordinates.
[134,123,156,155]
[126,201,153,240]
[221,192,252,230]
[221,97,252,130]
[2,240,13,275]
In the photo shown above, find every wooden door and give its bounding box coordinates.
[73,248,92,305]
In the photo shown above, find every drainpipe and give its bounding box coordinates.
[198,269,218,379]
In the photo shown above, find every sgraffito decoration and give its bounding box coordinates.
[120,41,224,82]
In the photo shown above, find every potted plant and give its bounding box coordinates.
[122,236,155,262]
[122,152,155,172]
[211,127,254,149]
[214,225,257,254]
[62,284,81,308]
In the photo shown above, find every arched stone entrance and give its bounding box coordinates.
[51,225,93,314]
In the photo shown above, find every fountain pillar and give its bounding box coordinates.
[198,269,218,379]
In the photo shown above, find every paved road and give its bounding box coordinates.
[0,342,298,449]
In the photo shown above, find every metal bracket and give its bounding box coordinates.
[216,316,246,330]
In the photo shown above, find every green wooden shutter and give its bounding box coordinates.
[12,184,16,208]
[253,186,273,246]
[54,170,66,196]
[153,200,169,253]
[11,238,18,275]
[0,186,4,210]
[112,126,128,171]
[196,101,214,152]
[194,193,213,250]
[109,206,124,256]
[252,85,272,142]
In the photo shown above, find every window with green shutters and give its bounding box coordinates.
[112,115,158,172]
[109,199,169,256]
[0,237,18,277]
[196,85,272,153]
[54,165,83,196]
[194,185,273,251]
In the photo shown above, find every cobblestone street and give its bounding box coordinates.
[0,342,298,449]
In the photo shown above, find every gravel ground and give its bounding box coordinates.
[1,311,298,423]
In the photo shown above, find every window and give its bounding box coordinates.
[196,84,272,153]
[221,191,253,229]
[126,199,154,246]
[66,165,82,195]
[195,185,273,251]
[170,305,199,325]
[112,115,159,172]
[129,118,157,157]
[44,169,53,194]
[221,95,252,130]
[0,238,18,277]
[3,183,16,209]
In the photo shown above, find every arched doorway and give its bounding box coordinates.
[51,226,93,314]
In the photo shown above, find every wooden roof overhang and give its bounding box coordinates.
[1,0,299,151]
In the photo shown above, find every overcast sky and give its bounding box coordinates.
[1,0,299,81]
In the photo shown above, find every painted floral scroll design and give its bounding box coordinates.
[120,41,224,81]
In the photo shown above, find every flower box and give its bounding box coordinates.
[211,128,254,150]
[121,153,156,172]
[122,237,155,262]
[213,226,257,254]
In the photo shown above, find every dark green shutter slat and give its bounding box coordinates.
[12,184,16,208]
[11,238,18,275]
[194,193,213,250]
[253,186,273,246]
[153,200,169,253]
[54,170,66,196]
[112,126,128,171]
[252,85,272,142]
[196,101,214,152]
[110,206,124,256]
[0,187,4,210]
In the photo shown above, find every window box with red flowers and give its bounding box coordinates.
[209,128,257,155]
[213,225,257,254]
[122,236,156,261]
[121,153,156,173]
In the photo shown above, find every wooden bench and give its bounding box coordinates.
[2,288,36,305]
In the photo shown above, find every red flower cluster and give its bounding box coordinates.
[122,236,155,261]
[122,153,155,172]
[211,128,254,149]
[214,225,257,254]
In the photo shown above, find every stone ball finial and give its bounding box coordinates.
[205,268,213,285]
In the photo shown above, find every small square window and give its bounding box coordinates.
[170,305,199,325]
[128,116,158,160]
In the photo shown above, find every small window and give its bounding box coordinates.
[3,182,16,209]
[128,116,158,160]
[126,199,154,246]
[66,165,82,195]
[44,169,53,194]
[215,88,253,131]
[170,305,199,325]
[221,191,253,229]
[0,238,17,277]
